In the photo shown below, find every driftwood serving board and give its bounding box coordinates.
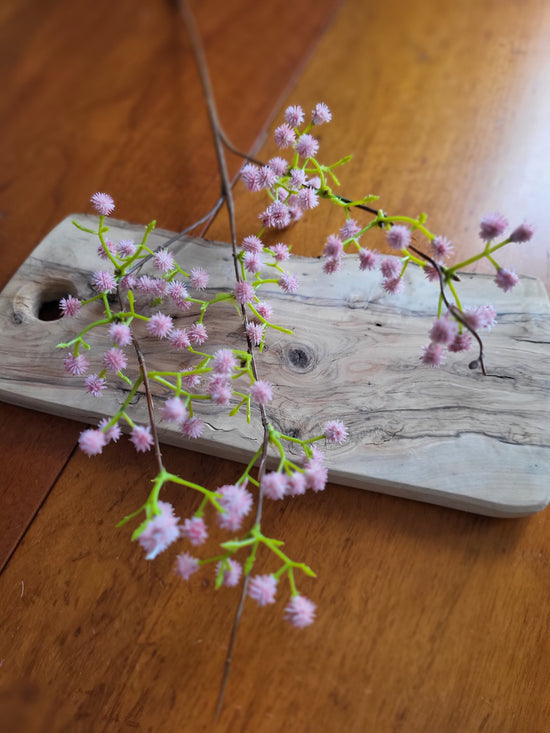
[1,215,549,517]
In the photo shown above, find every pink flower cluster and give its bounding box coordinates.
[217,483,254,531]
[420,305,497,367]
[138,501,180,560]
[261,445,334,501]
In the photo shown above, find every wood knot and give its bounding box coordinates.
[284,343,316,373]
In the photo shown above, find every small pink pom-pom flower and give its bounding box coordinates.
[494,267,519,292]
[246,322,265,346]
[234,281,255,305]
[90,192,115,216]
[509,222,534,243]
[476,304,497,330]
[130,425,154,453]
[208,377,232,406]
[274,123,296,149]
[153,249,175,273]
[323,256,342,275]
[431,235,454,261]
[420,342,446,367]
[244,251,262,273]
[295,133,319,159]
[285,104,305,127]
[289,168,307,190]
[103,347,128,373]
[240,163,260,191]
[190,267,209,290]
[261,472,287,500]
[84,374,107,397]
[98,239,117,260]
[324,234,343,258]
[325,420,348,445]
[386,224,411,251]
[257,165,277,190]
[380,257,401,280]
[168,281,189,308]
[181,415,204,439]
[285,595,316,628]
[260,201,291,229]
[212,348,237,375]
[119,274,138,290]
[138,501,180,560]
[297,187,319,210]
[464,305,497,331]
[59,295,82,317]
[147,312,173,339]
[109,322,132,347]
[217,484,253,531]
[216,559,242,587]
[250,380,273,405]
[181,516,208,547]
[305,463,328,492]
[278,272,299,293]
[287,472,307,497]
[117,239,136,257]
[479,212,508,241]
[311,102,332,125]
[85,374,106,397]
[423,264,440,282]
[340,218,361,240]
[79,428,107,456]
[242,235,263,253]
[175,552,200,580]
[92,270,116,293]
[268,157,288,176]
[248,574,278,606]
[429,317,458,345]
[256,301,273,320]
[98,418,121,443]
[137,275,167,298]
[169,328,191,350]
[448,332,472,352]
[160,397,187,423]
[358,248,379,271]
[271,243,290,262]
[64,354,89,376]
[382,277,404,295]
[188,322,208,345]
[182,374,200,389]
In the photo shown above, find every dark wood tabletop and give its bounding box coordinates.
[1,1,549,731]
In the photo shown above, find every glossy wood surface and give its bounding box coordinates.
[1,1,549,731]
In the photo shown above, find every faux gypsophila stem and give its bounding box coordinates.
[409,245,487,374]
[177,0,275,719]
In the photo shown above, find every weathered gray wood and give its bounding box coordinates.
[1,215,549,516]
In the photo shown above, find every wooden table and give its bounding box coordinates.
[1,1,549,730]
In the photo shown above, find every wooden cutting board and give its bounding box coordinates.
[1,215,549,517]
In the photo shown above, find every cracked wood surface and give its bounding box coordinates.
[1,215,549,517]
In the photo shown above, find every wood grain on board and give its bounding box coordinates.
[1,215,549,516]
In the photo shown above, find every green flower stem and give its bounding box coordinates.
[96,215,122,271]
[378,214,433,241]
[164,469,223,512]
[247,304,293,335]
[447,279,463,310]
[72,220,98,235]
[448,238,511,274]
